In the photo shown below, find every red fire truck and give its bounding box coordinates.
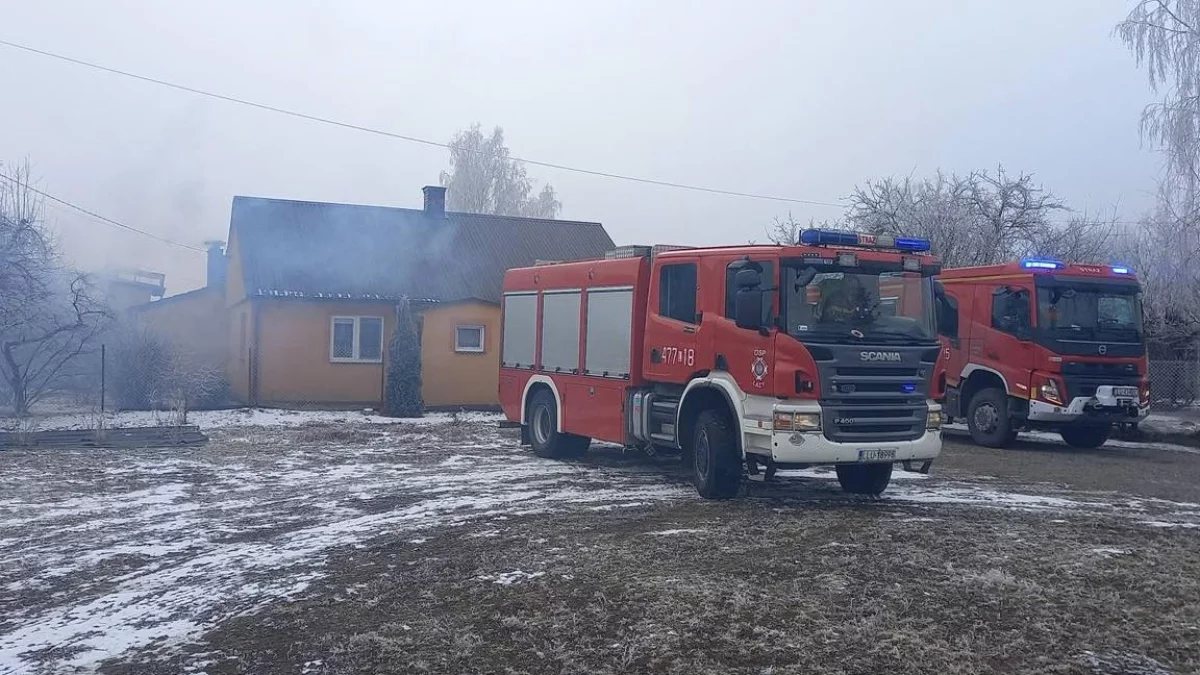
[498,230,945,499]
[932,257,1150,449]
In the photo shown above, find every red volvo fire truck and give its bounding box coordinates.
[498,230,945,499]
[932,257,1150,449]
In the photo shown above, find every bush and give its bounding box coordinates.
[384,298,423,417]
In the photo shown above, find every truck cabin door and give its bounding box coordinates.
[643,259,702,383]
[979,283,1035,397]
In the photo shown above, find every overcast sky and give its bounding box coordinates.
[1,0,1160,294]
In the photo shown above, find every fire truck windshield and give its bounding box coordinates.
[783,265,937,344]
[1036,282,1143,343]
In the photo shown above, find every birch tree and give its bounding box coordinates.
[1117,0,1200,354]
[439,124,562,218]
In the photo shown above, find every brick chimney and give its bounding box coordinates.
[205,240,227,289]
[422,185,447,218]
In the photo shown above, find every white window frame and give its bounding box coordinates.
[454,324,486,354]
[330,316,384,363]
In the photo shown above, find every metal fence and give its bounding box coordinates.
[1148,359,1199,410]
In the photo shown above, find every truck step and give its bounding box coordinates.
[648,432,677,444]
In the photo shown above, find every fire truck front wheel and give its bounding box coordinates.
[691,410,741,500]
[836,463,893,496]
[1059,424,1111,449]
[967,387,1014,448]
[527,390,590,459]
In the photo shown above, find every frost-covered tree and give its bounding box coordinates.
[0,160,110,414]
[842,168,1113,268]
[1116,1,1200,355]
[439,124,562,218]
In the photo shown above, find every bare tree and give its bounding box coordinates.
[439,124,562,218]
[764,212,845,244]
[844,168,1112,267]
[1116,1,1200,355]
[0,160,110,414]
[1116,0,1200,195]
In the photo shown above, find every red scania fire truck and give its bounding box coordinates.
[932,257,1150,449]
[498,229,945,499]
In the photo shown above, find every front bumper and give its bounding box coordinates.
[1027,389,1148,424]
[744,402,943,464]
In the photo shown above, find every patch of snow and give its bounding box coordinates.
[0,408,504,432]
[1090,547,1131,557]
[1138,520,1200,529]
[475,570,545,586]
[645,528,707,536]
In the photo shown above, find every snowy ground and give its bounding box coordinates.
[2,417,1199,674]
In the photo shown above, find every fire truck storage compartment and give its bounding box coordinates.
[541,290,582,373]
[584,287,634,378]
[501,292,537,369]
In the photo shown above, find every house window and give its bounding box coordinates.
[330,316,384,363]
[455,325,485,353]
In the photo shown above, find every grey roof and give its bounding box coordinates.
[228,196,614,303]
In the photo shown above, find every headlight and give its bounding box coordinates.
[794,413,821,431]
[926,410,943,429]
[773,411,821,431]
[1039,378,1063,405]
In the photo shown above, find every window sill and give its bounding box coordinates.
[330,358,383,364]
[454,348,486,354]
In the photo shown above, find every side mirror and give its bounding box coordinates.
[734,289,765,331]
[735,268,762,289]
[933,280,946,300]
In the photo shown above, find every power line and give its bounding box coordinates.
[0,174,204,252]
[0,38,845,208]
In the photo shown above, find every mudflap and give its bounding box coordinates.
[901,459,933,474]
[498,420,530,445]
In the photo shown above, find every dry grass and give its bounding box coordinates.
[104,497,1200,675]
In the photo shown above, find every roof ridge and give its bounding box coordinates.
[232,195,602,227]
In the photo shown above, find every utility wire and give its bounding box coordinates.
[0,173,204,252]
[0,38,845,208]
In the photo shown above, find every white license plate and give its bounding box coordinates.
[1112,386,1138,398]
[858,448,897,462]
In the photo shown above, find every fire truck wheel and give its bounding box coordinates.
[692,410,741,500]
[528,390,590,459]
[967,388,1013,448]
[835,463,893,496]
[1059,424,1111,449]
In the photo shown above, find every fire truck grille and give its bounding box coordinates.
[811,347,938,444]
[1060,361,1141,401]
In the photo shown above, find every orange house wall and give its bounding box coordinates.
[420,301,501,408]
[136,288,227,369]
[255,299,397,406]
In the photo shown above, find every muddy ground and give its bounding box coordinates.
[2,418,1199,675]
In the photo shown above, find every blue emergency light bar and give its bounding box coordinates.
[1020,257,1064,270]
[799,229,932,253]
[1111,265,1131,275]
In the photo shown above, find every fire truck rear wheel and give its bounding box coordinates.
[691,409,741,500]
[1059,424,1111,449]
[528,390,590,459]
[836,463,893,495]
[967,387,1014,448]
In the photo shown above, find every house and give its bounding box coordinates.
[102,269,166,312]
[136,186,614,409]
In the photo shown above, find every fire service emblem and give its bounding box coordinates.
[751,350,768,388]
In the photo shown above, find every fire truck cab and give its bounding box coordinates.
[498,230,945,499]
[933,258,1150,449]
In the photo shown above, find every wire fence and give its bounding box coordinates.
[1148,359,1199,410]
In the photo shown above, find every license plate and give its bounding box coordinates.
[858,448,897,462]
[1113,386,1138,398]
